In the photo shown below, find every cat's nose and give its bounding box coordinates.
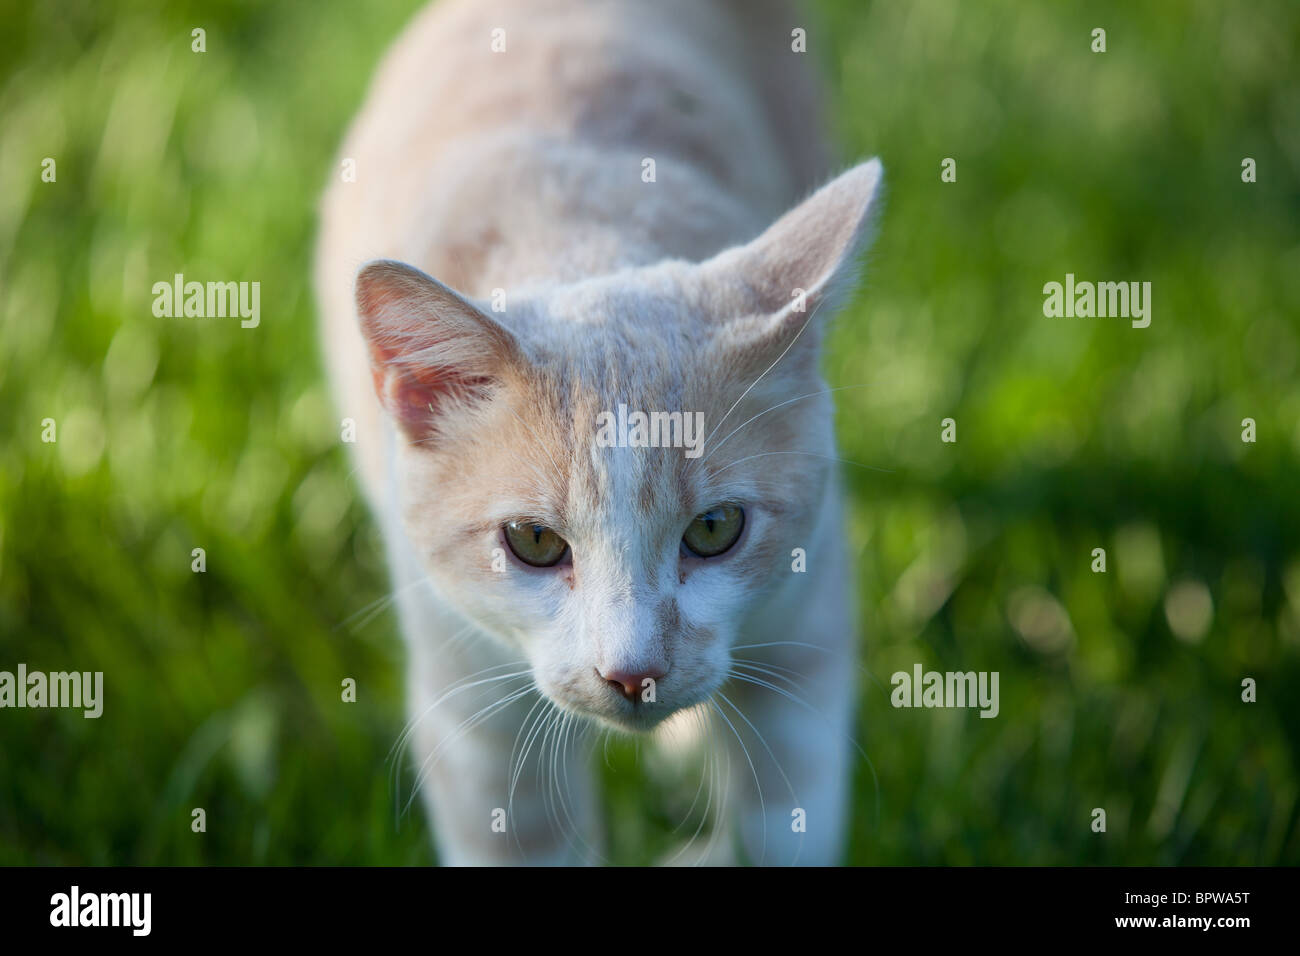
[598,666,667,702]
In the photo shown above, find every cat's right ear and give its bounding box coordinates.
[693,159,883,374]
[355,260,522,441]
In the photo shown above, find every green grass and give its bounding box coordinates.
[2,0,1298,865]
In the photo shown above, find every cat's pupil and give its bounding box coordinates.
[503,520,569,567]
[682,504,744,558]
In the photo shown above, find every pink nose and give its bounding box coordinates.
[598,666,667,702]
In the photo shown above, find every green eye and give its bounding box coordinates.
[504,521,569,567]
[682,504,745,558]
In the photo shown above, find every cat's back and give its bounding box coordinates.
[320,0,828,273]
[345,0,826,189]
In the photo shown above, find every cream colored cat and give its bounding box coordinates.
[316,0,882,865]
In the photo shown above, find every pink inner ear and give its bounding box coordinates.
[371,360,438,436]
[369,345,440,437]
[356,261,513,441]
[367,337,492,440]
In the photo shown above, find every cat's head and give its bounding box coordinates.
[355,160,882,732]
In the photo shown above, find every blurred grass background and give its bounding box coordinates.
[2,0,1298,865]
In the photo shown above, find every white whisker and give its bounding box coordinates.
[696,382,879,469]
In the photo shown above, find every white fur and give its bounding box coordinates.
[316,0,881,865]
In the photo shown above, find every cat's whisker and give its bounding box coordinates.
[405,681,533,790]
[553,715,589,865]
[692,382,879,472]
[667,710,711,837]
[703,706,732,866]
[403,681,539,817]
[709,450,893,480]
[554,716,580,862]
[726,670,882,831]
[388,662,531,768]
[733,660,821,697]
[733,640,829,652]
[507,696,549,799]
[535,710,557,847]
[336,576,428,633]
[708,698,767,865]
[728,664,808,701]
[553,711,605,865]
[730,657,805,681]
[538,708,567,845]
[547,712,570,851]
[670,707,711,864]
[729,662,813,701]
[507,696,555,859]
[716,690,804,865]
[724,671,818,719]
[733,641,897,710]
[693,297,830,463]
[387,662,534,819]
[698,708,720,850]
[730,657,809,688]
[397,671,535,811]
[528,706,557,841]
[427,619,487,667]
[663,706,718,865]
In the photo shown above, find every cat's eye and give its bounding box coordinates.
[682,504,745,558]
[503,521,570,567]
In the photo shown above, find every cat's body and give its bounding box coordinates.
[316,0,881,864]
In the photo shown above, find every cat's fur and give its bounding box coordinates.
[316,0,882,865]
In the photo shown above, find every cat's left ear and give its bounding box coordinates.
[697,159,883,359]
[355,260,523,442]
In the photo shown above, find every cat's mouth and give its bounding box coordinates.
[532,658,720,734]
[581,701,678,734]
[549,683,711,735]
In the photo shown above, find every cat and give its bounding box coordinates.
[315,0,882,865]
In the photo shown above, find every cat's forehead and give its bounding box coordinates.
[504,270,729,411]
[529,364,700,523]
[578,441,695,544]
[484,350,713,539]
[527,267,710,344]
